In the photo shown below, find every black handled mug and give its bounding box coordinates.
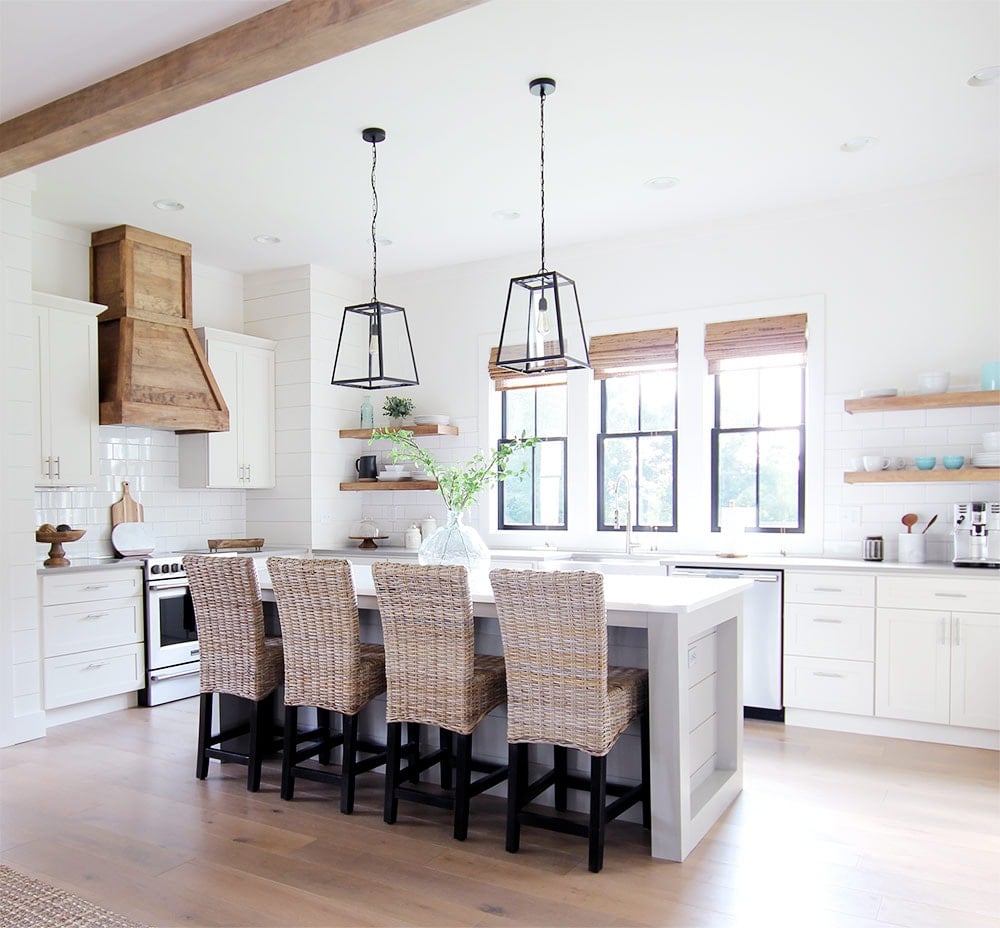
[356,454,377,479]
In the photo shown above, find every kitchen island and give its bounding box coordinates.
[257,560,750,862]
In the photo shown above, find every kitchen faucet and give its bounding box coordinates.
[612,472,640,555]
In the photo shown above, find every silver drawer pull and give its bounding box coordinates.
[812,618,843,624]
[812,587,843,593]
[83,662,108,670]
[83,584,109,591]
[813,671,845,679]
[933,592,967,599]
[83,613,109,620]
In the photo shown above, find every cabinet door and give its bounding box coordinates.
[875,608,950,724]
[46,307,99,485]
[206,340,241,487]
[240,345,275,488]
[950,612,1000,731]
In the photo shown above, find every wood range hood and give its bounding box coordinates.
[91,225,229,433]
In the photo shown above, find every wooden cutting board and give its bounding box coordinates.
[110,481,144,529]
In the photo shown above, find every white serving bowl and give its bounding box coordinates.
[916,371,949,394]
[383,463,405,473]
[983,431,1000,451]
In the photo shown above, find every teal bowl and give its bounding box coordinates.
[943,455,965,470]
[915,456,936,470]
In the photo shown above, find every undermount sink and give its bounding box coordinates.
[556,554,667,576]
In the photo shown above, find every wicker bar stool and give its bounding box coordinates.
[489,568,651,873]
[371,563,508,841]
[183,555,284,792]
[267,557,388,812]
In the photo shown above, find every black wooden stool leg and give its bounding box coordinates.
[384,722,401,824]
[196,693,212,779]
[453,732,473,841]
[506,743,525,853]
[588,754,607,873]
[247,698,263,792]
[640,706,651,829]
[554,744,568,811]
[439,728,454,790]
[317,708,333,764]
[341,712,359,814]
[280,705,298,800]
[405,722,421,783]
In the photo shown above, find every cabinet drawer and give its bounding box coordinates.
[784,655,873,716]
[42,598,142,658]
[689,715,717,775]
[785,603,874,661]
[41,569,141,606]
[43,643,144,709]
[785,571,875,607]
[878,575,1000,614]
[687,631,717,688]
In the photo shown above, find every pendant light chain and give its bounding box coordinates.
[539,84,546,273]
[370,138,379,304]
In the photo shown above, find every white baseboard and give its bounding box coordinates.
[45,692,137,729]
[784,708,999,750]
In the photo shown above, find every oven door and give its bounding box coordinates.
[146,581,200,671]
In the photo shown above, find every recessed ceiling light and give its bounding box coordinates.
[643,176,679,191]
[253,233,281,245]
[968,66,1000,86]
[493,209,521,221]
[840,136,878,153]
[153,198,184,211]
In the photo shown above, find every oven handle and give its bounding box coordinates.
[147,581,189,593]
[149,665,201,682]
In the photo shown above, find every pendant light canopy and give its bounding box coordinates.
[496,78,589,375]
[331,127,419,390]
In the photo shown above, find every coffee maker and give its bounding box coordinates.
[953,502,1000,568]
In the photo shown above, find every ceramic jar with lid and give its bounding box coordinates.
[420,515,437,540]
[404,524,422,549]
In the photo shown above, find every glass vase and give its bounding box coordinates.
[418,509,490,572]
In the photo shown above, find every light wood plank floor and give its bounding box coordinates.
[1,701,997,928]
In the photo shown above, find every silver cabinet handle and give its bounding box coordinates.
[813,671,845,679]
[238,464,245,481]
[812,586,843,593]
[246,463,252,482]
[812,618,843,624]
[940,617,949,646]
[83,662,108,670]
[934,592,967,599]
[82,612,109,620]
[83,585,109,591]
[42,456,50,479]
[53,456,60,479]
[954,617,961,647]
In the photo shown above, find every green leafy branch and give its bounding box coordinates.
[370,428,540,513]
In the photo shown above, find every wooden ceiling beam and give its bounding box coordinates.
[0,0,483,177]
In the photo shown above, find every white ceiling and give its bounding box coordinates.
[3,0,998,280]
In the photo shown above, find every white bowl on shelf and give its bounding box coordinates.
[916,371,949,394]
[413,415,450,426]
[982,431,1000,451]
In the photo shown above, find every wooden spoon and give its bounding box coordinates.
[901,513,918,534]
[922,514,938,534]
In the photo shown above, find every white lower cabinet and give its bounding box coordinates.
[875,576,1000,731]
[40,568,144,711]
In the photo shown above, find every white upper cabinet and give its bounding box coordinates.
[33,291,103,487]
[178,328,276,489]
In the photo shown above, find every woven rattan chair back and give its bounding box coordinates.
[183,555,280,702]
[490,568,628,756]
[267,556,370,715]
[372,562,484,734]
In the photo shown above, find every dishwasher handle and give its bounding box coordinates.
[673,567,781,582]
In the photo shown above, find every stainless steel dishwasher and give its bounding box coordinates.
[669,565,784,720]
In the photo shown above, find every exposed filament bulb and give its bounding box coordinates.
[535,294,551,335]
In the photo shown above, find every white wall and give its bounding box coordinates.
[369,172,999,558]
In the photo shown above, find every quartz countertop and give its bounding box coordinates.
[35,556,145,576]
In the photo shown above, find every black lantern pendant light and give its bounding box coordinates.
[496,78,589,374]
[331,127,419,389]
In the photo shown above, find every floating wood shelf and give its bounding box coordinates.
[844,468,1000,484]
[339,480,439,492]
[844,390,1000,414]
[339,424,459,438]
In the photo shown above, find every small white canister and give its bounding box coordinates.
[404,524,422,550]
[897,532,926,564]
[419,515,437,540]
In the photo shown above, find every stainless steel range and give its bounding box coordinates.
[139,555,201,706]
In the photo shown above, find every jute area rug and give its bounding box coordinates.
[1,863,148,928]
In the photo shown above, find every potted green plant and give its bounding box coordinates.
[382,395,414,424]
[370,427,538,569]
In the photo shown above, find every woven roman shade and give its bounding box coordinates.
[704,313,807,373]
[588,328,678,380]
[489,346,568,391]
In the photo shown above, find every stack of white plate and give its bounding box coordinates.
[971,451,1000,468]
[377,471,411,481]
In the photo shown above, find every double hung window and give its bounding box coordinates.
[706,314,808,533]
[592,329,678,534]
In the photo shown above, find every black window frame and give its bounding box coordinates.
[710,365,806,533]
[596,374,678,534]
[497,387,568,532]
